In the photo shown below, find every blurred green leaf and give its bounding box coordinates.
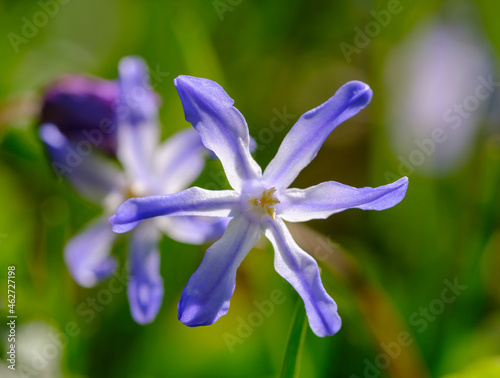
[442,357,500,378]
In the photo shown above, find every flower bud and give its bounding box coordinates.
[40,75,119,155]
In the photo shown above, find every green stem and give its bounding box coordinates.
[280,299,308,378]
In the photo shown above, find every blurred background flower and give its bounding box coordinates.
[1,321,63,378]
[384,7,496,175]
[39,56,227,325]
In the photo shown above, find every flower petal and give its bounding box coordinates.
[263,218,341,337]
[263,81,373,189]
[40,123,126,204]
[154,128,206,193]
[178,215,261,326]
[174,75,262,191]
[116,56,160,184]
[279,177,409,222]
[128,223,164,324]
[110,187,239,233]
[155,216,229,245]
[64,217,117,287]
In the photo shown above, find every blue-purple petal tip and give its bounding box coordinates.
[342,80,373,108]
[177,295,229,327]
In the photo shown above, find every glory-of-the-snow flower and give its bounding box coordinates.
[110,76,409,336]
[39,59,226,324]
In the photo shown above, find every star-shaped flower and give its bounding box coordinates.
[40,59,226,324]
[110,76,409,336]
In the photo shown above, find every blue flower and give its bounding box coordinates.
[110,76,409,336]
[40,59,227,324]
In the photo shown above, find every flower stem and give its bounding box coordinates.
[280,297,308,378]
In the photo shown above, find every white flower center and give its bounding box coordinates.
[128,181,149,198]
[247,187,280,220]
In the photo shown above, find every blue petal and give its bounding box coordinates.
[206,135,257,160]
[154,128,206,193]
[178,215,261,326]
[263,81,372,189]
[128,224,164,324]
[279,177,408,222]
[110,188,239,233]
[118,56,159,127]
[64,217,117,287]
[155,216,229,245]
[40,123,126,204]
[174,75,262,192]
[264,218,341,337]
[117,56,160,184]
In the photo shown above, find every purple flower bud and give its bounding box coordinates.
[40,75,119,155]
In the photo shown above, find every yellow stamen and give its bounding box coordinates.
[248,187,281,219]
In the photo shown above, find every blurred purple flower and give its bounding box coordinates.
[110,76,409,337]
[40,57,227,324]
[41,75,119,156]
[385,17,494,175]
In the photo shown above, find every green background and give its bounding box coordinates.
[1,0,500,377]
